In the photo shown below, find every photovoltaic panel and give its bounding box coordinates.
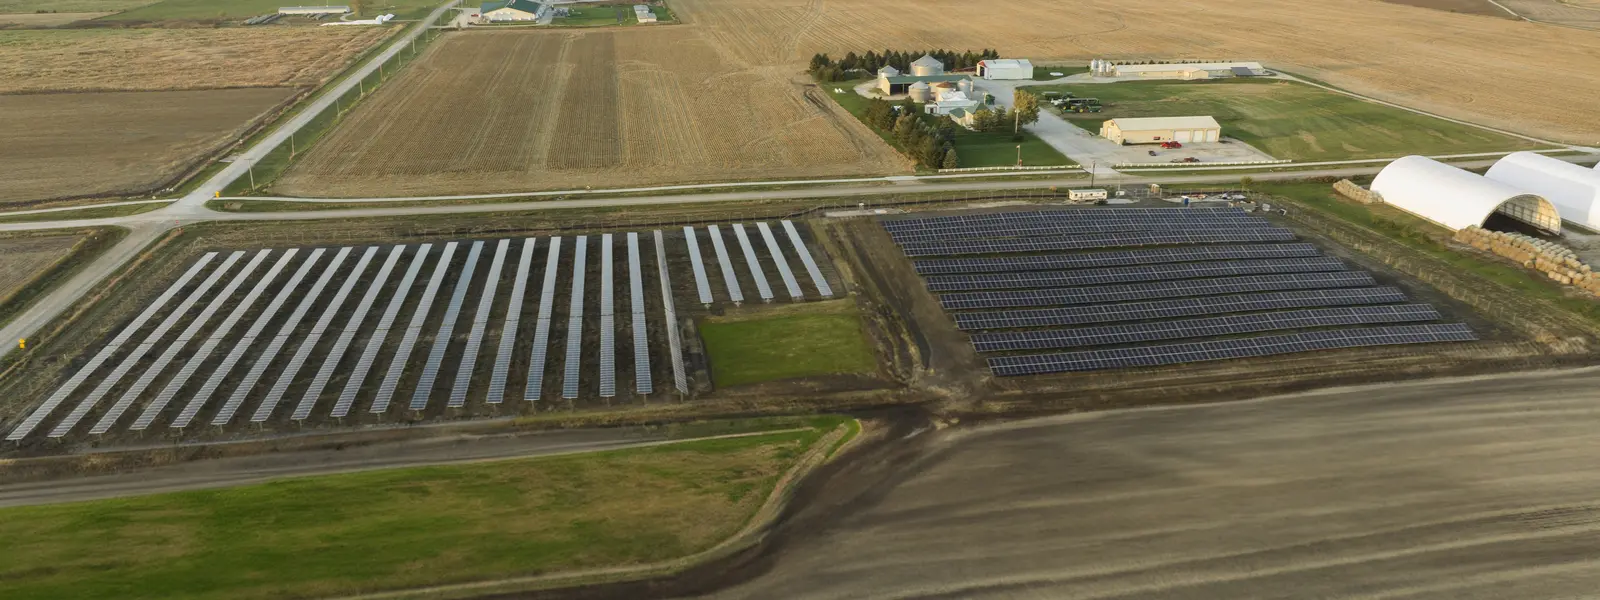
[410,241,481,411]
[451,239,508,408]
[43,250,247,438]
[901,229,1297,257]
[487,239,535,404]
[628,232,652,395]
[885,211,1265,235]
[6,252,218,441]
[887,217,1273,243]
[987,323,1477,375]
[882,207,1249,231]
[684,227,714,305]
[526,237,562,401]
[972,305,1442,352]
[732,224,773,301]
[914,244,1320,275]
[940,272,1377,311]
[782,220,833,298]
[78,249,277,435]
[162,249,311,430]
[757,222,803,300]
[707,225,744,304]
[599,234,616,398]
[347,242,438,416]
[305,245,408,419]
[925,257,1346,292]
[563,236,587,400]
[955,287,1409,330]
[245,247,354,423]
[656,230,688,394]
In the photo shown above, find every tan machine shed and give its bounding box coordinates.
[1101,116,1220,145]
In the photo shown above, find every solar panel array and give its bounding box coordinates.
[684,227,714,305]
[599,234,616,398]
[7,221,844,440]
[563,236,587,400]
[880,206,1476,377]
[732,224,774,302]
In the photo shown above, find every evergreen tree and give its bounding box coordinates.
[893,114,917,140]
[942,147,960,169]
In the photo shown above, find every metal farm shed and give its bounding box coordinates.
[1100,116,1220,145]
[1485,152,1600,231]
[1371,155,1561,234]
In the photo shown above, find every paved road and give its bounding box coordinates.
[686,367,1600,599]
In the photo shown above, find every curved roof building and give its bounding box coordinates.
[1484,152,1600,230]
[1371,155,1561,233]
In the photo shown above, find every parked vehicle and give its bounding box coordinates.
[1160,141,1183,149]
[1148,150,1158,156]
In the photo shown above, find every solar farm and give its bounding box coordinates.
[881,207,1479,377]
[4,220,837,444]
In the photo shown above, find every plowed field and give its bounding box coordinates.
[274,29,912,197]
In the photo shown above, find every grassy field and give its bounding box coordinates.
[0,202,169,223]
[699,300,877,387]
[0,0,151,12]
[554,3,634,25]
[1028,79,1546,161]
[1262,181,1600,323]
[1032,65,1087,80]
[0,420,852,600]
[104,0,438,21]
[827,81,1072,168]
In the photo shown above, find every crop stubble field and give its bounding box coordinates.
[0,234,84,303]
[274,29,912,197]
[0,27,391,204]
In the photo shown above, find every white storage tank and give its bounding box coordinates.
[908,81,932,102]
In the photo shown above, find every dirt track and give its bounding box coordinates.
[672,367,1600,599]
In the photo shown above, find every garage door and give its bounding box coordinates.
[1206,130,1219,142]
[1174,130,1193,143]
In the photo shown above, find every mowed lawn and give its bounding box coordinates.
[828,80,1072,168]
[700,301,877,387]
[1034,79,1546,161]
[0,425,846,600]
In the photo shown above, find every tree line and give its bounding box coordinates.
[809,48,1002,82]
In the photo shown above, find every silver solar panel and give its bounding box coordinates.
[756,222,803,300]
[450,239,508,408]
[655,231,688,394]
[563,236,587,400]
[628,232,652,395]
[6,252,218,441]
[375,241,457,413]
[971,305,1442,351]
[732,224,773,301]
[200,249,329,427]
[411,241,482,411]
[526,237,562,400]
[488,238,535,404]
[300,245,405,419]
[706,225,744,304]
[599,234,616,398]
[684,226,714,305]
[781,220,833,298]
[246,247,355,423]
[90,249,281,438]
[133,249,307,431]
[45,251,247,438]
[337,243,433,417]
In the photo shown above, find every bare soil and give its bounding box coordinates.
[1380,0,1512,16]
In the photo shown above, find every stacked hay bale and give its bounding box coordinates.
[1333,179,1381,204]
[1455,226,1600,294]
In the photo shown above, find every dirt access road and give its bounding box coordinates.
[680,367,1600,599]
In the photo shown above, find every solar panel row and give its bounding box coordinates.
[325,245,417,418]
[628,232,653,395]
[599,234,616,398]
[655,231,689,394]
[563,236,587,400]
[281,247,379,421]
[684,227,714,305]
[707,225,744,304]
[451,239,508,408]
[887,217,1273,243]
[732,224,773,301]
[6,252,220,441]
[902,229,1298,257]
[914,243,1320,275]
[488,239,535,404]
[782,220,834,298]
[972,304,1442,352]
[954,287,1409,330]
[369,242,454,415]
[988,323,1477,375]
[246,247,355,423]
[940,272,1377,311]
[882,207,1248,232]
[201,250,321,428]
[927,257,1346,292]
[526,237,562,401]
[411,241,482,411]
[757,222,804,300]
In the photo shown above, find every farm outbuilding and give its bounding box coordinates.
[876,57,972,96]
[1485,152,1600,231]
[278,5,350,14]
[977,59,1033,80]
[1101,61,1265,79]
[1100,116,1220,145]
[1371,155,1561,233]
[481,0,546,21]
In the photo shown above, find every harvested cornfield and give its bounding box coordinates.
[0,88,295,203]
[666,0,1600,144]
[0,233,83,303]
[273,29,911,197]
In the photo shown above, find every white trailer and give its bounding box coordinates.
[1068,189,1109,201]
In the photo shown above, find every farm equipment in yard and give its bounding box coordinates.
[1160,141,1182,149]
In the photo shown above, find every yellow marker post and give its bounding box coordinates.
[215,191,221,198]
[17,339,24,349]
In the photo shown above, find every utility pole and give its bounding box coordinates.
[1090,161,1096,188]
[1015,144,1022,166]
